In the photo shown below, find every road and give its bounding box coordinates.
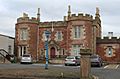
[0,63,120,79]
[92,64,120,79]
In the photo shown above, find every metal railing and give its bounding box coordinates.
[0,49,13,63]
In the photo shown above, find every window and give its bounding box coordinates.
[74,26,81,38]
[23,46,26,54]
[20,28,28,40]
[43,31,51,41]
[55,31,62,41]
[19,46,27,56]
[63,49,65,55]
[106,46,113,57]
[57,31,62,40]
[20,46,22,56]
[8,45,12,54]
[72,45,81,56]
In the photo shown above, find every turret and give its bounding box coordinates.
[17,12,38,23]
[93,7,101,38]
[37,8,40,22]
[68,5,71,17]
[64,5,72,21]
[95,7,101,22]
[95,7,100,18]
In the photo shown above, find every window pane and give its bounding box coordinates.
[108,47,112,55]
[20,28,28,40]
[58,31,61,40]
[74,26,81,38]
[8,45,12,54]
[24,46,26,54]
[78,26,80,38]
[75,27,77,38]
[106,46,113,57]
[72,45,81,56]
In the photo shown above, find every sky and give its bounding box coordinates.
[0,0,120,37]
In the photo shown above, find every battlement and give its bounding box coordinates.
[17,13,38,24]
[40,21,67,27]
[97,37,120,44]
[17,17,38,23]
[68,13,93,21]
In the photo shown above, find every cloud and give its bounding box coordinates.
[0,0,120,37]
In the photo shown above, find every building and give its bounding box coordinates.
[0,34,14,55]
[97,32,120,63]
[0,34,14,63]
[15,6,101,61]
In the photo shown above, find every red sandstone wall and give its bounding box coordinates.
[15,22,38,60]
[96,43,120,63]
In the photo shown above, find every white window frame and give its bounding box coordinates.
[73,26,82,39]
[43,31,51,41]
[71,45,81,56]
[19,28,28,40]
[57,31,62,41]
[106,46,113,57]
[18,46,27,57]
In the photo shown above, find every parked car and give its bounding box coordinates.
[64,56,80,66]
[20,54,32,64]
[90,54,102,67]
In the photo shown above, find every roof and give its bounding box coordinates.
[0,34,15,39]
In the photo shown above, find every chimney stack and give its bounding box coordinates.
[108,32,113,39]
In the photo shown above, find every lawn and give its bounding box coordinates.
[0,66,80,79]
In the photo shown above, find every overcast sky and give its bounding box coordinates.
[0,0,120,37]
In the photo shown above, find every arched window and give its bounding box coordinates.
[106,46,113,57]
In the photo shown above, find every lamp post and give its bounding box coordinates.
[45,30,51,69]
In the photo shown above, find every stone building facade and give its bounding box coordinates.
[15,6,101,61]
[15,13,39,60]
[96,32,120,63]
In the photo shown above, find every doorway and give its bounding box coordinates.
[50,47,56,58]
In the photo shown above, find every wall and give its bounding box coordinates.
[15,16,39,61]
[96,37,120,63]
[0,35,14,55]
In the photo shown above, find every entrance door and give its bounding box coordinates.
[50,47,56,58]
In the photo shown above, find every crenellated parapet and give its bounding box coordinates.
[17,13,38,24]
[17,17,38,24]
[97,37,120,44]
[64,13,93,21]
[40,21,67,27]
